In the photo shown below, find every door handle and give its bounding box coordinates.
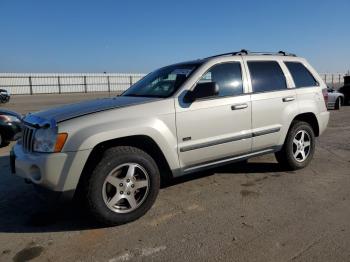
[282,97,295,102]
[231,103,248,110]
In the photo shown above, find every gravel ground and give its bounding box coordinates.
[0,94,349,262]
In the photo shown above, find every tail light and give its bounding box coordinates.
[322,88,328,108]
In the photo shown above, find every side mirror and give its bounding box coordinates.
[186,82,219,102]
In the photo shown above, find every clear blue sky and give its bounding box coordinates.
[0,0,349,73]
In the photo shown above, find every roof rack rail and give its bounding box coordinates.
[205,49,248,59]
[277,51,297,56]
[246,51,297,57]
[205,49,296,59]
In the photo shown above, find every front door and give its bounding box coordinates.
[175,59,252,170]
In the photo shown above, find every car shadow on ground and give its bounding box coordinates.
[0,155,287,234]
[166,161,287,188]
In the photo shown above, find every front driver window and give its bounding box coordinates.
[198,62,243,97]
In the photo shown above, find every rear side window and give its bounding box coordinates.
[248,61,287,93]
[285,62,318,88]
[198,62,243,97]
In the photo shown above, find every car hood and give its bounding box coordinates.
[24,96,158,126]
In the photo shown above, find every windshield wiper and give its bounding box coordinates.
[123,93,140,97]
[123,93,165,98]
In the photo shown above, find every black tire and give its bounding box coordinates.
[0,131,9,147]
[239,159,249,165]
[84,146,160,226]
[275,121,315,170]
[334,98,341,110]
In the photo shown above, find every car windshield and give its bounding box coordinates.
[123,63,201,98]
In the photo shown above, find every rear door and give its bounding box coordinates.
[284,60,323,113]
[243,57,298,151]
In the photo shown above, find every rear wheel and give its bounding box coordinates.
[334,98,341,110]
[84,146,160,226]
[275,121,315,170]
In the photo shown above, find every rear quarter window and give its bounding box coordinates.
[284,62,318,88]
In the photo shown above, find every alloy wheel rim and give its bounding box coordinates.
[102,163,150,213]
[292,130,311,162]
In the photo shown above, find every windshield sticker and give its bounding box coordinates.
[171,68,193,76]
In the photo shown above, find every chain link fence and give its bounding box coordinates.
[320,73,348,89]
[0,72,348,95]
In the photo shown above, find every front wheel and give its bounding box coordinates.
[84,146,160,226]
[275,121,315,170]
[0,132,9,147]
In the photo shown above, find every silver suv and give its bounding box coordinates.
[11,50,330,225]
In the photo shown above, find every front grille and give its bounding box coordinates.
[22,125,35,152]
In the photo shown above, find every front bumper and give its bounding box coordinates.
[11,143,92,195]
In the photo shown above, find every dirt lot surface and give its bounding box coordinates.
[0,94,349,262]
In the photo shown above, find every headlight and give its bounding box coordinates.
[33,127,68,153]
[0,115,21,123]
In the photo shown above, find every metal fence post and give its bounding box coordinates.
[107,75,111,93]
[83,76,87,93]
[58,76,61,94]
[331,74,334,88]
[129,75,133,87]
[29,76,33,95]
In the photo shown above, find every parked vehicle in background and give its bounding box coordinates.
[339,75,350,105]
[11,50,329,226]
[327,86,344,110]
[0,89,10,103]
[0,109,22,147]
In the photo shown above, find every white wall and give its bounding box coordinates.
[0,73,146,94]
